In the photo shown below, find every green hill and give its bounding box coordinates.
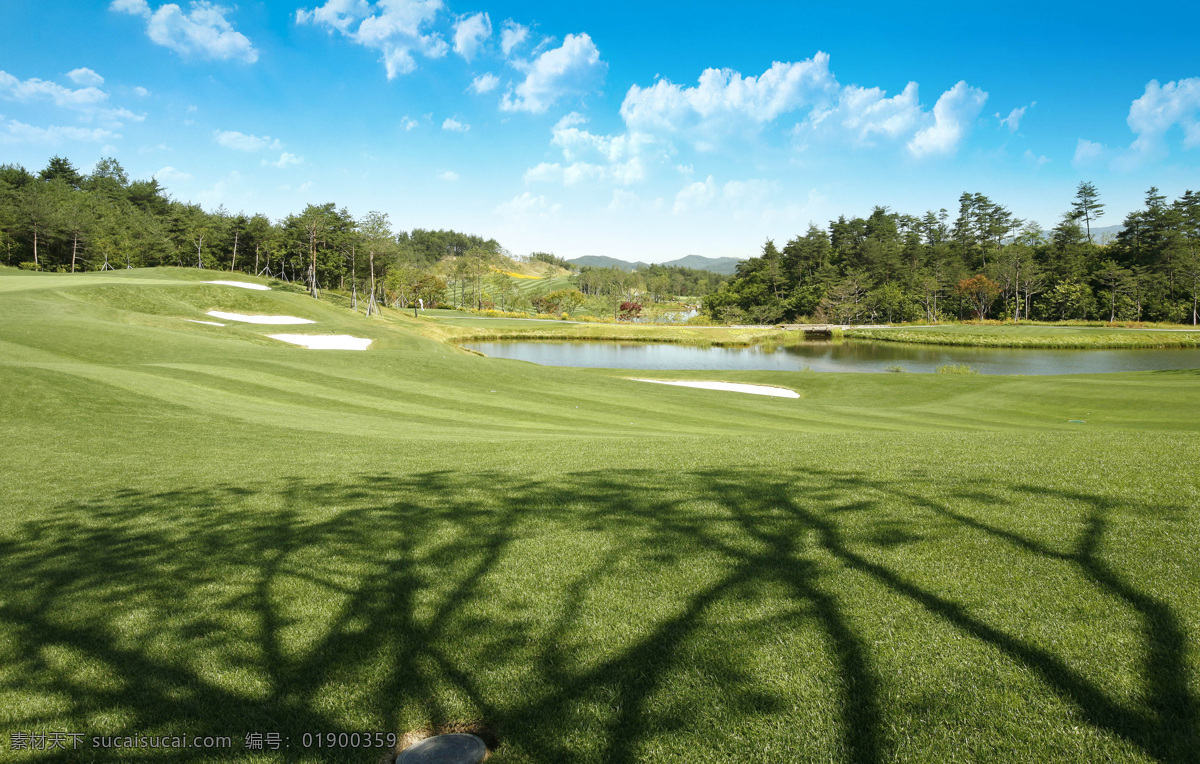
[567,254,743,274]
[2,266,1199,763]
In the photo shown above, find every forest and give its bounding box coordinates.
[0,155,731,317]
[704,184,1200,325]
[4,155,1198,325]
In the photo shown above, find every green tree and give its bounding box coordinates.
[1070,181,1105,244]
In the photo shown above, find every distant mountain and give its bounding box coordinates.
[1088,224,1124,243]
[567,255,648,272]
[663,255,743,275]
[566,254,743,275]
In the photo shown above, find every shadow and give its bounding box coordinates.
[0,467,1195,762]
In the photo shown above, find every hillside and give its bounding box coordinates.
[567,254,743,275]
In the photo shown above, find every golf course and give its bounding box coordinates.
[1,266,1198,762]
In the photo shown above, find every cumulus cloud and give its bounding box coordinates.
[670,176,774,215]
[133,86,150,97]
[1022,149,1050,167]
[672,175,717,214]
[470,72,500,94]
[621,53,988,158]
[154,165,193,182]
[998,103,1033,133]
[1127,77,1200,159]
[496,191,560,219]
[453,12,490,60]
[213,129,281,151]
[296,0,446,79]
[263,151,303,168]
[499,19,528,57]
[110,0,259,63]
[523,112,659,187]
[500,33,605,113]
[622,54,839,140]
[0,117,117,145]
[66,67,105,87]
[437,169,458,181]
[0,70,108,108]
[442,116,469,132]
[1073,138,1108,168]
[907,81,988,157]
[804,81,923,145]
[400,115,419,130]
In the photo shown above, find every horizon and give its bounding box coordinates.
[2,0,1197,263]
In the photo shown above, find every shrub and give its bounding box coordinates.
[884,365,906,373]
[937,364,978,374]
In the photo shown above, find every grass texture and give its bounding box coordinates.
[1,267,1199,763]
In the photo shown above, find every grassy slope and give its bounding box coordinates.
[2,268,1199,763]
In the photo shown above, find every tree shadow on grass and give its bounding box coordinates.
[0,468,1195,762]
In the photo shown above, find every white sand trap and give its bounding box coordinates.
[630,379,800,398]
[207,311,314,325]
[186,319,225,326]
[269,334,373,350]
[204,280,271,290]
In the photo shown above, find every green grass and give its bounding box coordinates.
[2,267,1199,762]
[848,324,1200,349]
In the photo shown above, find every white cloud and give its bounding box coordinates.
[133,86,150,97]
[442,116,469,132]
[496,191,560,219]
[1073,138,1108,168]
[0,70,108,108]
[154,165,193,182]
[907,81,988,157]
[500,32,605,114]
[400,115,419,130]
[1126,77,1200,160]
[0,117,117,145]
[67,68,105,87]
[804,81,922,145]
[437,169,458,181]
[621,54,839,138]
[499,19,528,57]
[453,12,490,60]
[523,113,660,187]
[296,0,446,79]
[673,175,717,214]
[213,129,282,151]
[470,72,500,94]
[263,151,302,168]
[110,0,259,63]
[1022,149,1050,167]
[620,53,989,158]
[998,103,1033,133]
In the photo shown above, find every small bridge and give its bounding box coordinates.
[780,323,892,338]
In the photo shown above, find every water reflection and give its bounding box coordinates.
[464,340,1200,375]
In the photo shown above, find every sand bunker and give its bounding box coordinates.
[204,280,271,290]
[186,319,225,326]
[269,334,373,350]
[206,311,314,324]
[630,379,799,398]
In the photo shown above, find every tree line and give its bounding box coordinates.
[0,155,734,318]
[703,183,1200,325]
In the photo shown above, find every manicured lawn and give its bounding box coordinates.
[2,268,1198,762]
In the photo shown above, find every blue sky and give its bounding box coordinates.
[2,0,1198,261]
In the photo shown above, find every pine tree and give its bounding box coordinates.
[1070,181,1105,244]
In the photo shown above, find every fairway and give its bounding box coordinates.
[2,268,1199,763]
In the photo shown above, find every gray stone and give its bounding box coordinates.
[397,733,488,764]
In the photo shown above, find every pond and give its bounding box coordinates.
[463,340,1200,375]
